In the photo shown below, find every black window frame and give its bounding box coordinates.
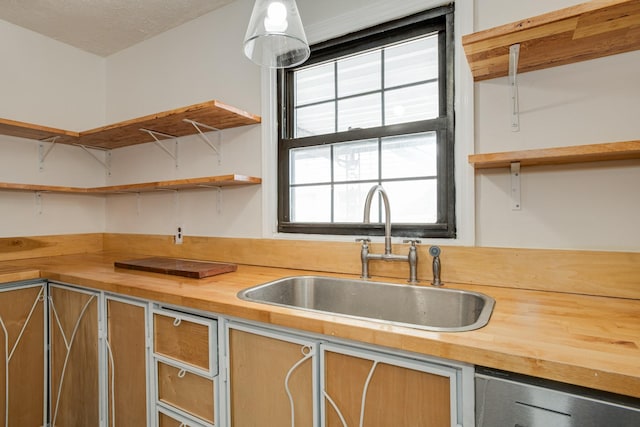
[277,5,455,239]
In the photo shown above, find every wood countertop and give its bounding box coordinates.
[2,251,639,399]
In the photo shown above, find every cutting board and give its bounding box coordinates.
[114,257,237,279]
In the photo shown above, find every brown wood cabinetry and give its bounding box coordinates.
[322,345,458,427]
[153,308,218,426]
[157,361,215,424]
[154,311,214,373]
[227,324,317,427]
[0,281,46,427]
[106,296,149,427]
[158,410,188,427]
[157,406,206,427]
[49,283,100,427]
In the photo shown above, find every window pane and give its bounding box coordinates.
[295,63,335,105]
[337,51,381,98]
[290,146,331,184]
[280,7,455,237]
[382,132,437,179]
[291,185,331,222]
[334,183,379,223]
[385,83,438,125]
[385,35,438,88]
[337,94,381,131]
[383,179,437,223]
[333,139,379,182]
[295,102,335,137]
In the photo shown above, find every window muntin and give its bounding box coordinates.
[279,7,455,238]
[288,132,438,224]
[293,33,439,139]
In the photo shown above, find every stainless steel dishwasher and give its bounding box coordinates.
[476,367,640,427]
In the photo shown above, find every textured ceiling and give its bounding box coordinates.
[0,0,237,56]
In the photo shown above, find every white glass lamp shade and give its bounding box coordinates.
[243,0,310,68]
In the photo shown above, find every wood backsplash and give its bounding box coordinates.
[103,233,640,300]
[1,232,637,299]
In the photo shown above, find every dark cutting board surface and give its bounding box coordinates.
[114,257,237,279]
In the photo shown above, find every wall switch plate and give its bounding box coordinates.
[174,225,183,245]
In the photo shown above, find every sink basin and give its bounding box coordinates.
[238,276,495,332]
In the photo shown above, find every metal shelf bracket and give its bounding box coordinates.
[75,145,112,176]
[183,119,222,165]
[38,136,61,172]
[35,191,43,215]
[140,129,179,168]
[509,44,520,132]
[510,162,521,210]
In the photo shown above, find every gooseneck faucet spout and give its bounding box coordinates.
[358,184,420,284]
[363,185,392,255]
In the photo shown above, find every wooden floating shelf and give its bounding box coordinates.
[0,182,88,194]
[0,118,78,144]
[92,175,262,193]
[78,100,261,150]
[462,0,640,81]
[0,175,261,194]
[469,140,640,169]
[0,99,261,149]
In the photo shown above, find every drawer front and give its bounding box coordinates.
[157,406,208,427]
[153,310,217,374]
[159,411,184,427]
[157,361,215,425]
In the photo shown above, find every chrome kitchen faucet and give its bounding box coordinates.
[357,184,420,284]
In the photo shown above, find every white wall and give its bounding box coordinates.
[0,19,105,130]
[103,0,262,237]
[104,128,262,238]
[473,0,640,251]
[0,0,638,252]
[0,19,106,237]
[105,0,259,121]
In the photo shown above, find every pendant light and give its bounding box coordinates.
[243,0,310,68]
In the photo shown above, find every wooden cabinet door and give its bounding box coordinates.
[106,296,149,427]
[49,284,100,427]
[227,324,317,427]
[0,282,46,427]
[322,345,455,427]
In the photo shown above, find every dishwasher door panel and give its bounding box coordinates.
[476,370,640,427]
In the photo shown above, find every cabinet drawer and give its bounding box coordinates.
[158,411,185,427]
[157,406,208,427]
[153,309,217,374]
[156,361,216,425]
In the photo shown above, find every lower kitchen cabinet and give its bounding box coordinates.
[226,323,318,427]
[225,322,469,427]
[153,307,219,427]
[321,343,460,427]
[106,295,150,427]
[0,279,473,427]
[156,361,216,424]
[157,405,208,427]
[0,280,47,427]
[49,283,101,426]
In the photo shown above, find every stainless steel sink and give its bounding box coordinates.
[238,276,495,332]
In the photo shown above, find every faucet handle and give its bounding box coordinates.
[356,238,371,245]
[402,239,421,247]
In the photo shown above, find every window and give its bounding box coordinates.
[278,6,455,238]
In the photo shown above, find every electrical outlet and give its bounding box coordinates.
[174,225,183,245]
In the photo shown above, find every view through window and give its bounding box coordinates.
[278,6,455,238]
